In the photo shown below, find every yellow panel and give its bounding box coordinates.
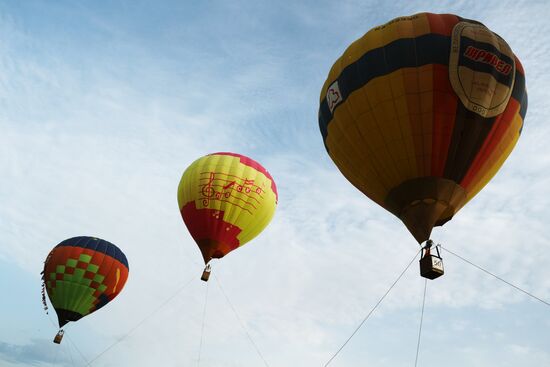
[329,96,396,195]
[389,70,408,98]
[328,135,388,203]
[346,86,372,118]
[394,95,409,117]
[329,105,379,183]
[419,92,434,113]
[364,13,431,51]
[405,93,422,115]
[418,67,434,93]
[402,68,420,93]
[411,13,431,36]
[395,16,416,38]
[365,77,394,105]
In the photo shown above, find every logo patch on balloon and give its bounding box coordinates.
[326,80,343,113]
[449,21,516,118]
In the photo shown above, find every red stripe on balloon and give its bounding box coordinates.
[426,12,459,36]
[431,64,458,176]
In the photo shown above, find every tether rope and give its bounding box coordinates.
[323,248,421,366]
[65,333,88,365]
[65,340,76,367]
[214,274,270,367]
[46,315,88,365]
[52,342,61,366]
[197,280,210,367]
[414,278,427,367]
[85,275,196,366]
[441,246,550,308]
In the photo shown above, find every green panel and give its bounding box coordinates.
[93,274,105,283]
[97,284,107,293]
[50,280,97,316]
[66,258,78,267]
[86,264,99,273]
[73,268,86,280]
[78,254,92,263]
[51,280,69,310]
[56,265,66,273]
[81,278,92,287]
[49,273,56,280]
[63,274,73,281]
[71,283,97,316]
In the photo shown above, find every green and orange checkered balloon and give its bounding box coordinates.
[43,236,129,328]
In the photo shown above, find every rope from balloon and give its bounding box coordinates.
[197,280,210,367]
[84,276,196,366]
[213,274,271,367]
[441,246,550,308]
[414,279,428,367]
[324,248,421,366]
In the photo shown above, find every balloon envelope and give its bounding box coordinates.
[318,13,527,243]
[43,236,129,327]
[178,152,278,263]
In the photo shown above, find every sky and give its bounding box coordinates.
[1,0,549,366]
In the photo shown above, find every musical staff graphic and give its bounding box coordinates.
[199,171,264,214]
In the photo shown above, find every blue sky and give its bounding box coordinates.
[1,0,549,366]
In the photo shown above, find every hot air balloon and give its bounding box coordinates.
[41,236,129,343]
[177,152,278,281]
[318,13,527,278]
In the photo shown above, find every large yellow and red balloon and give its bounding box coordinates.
[319,13,527,243]
[177,152,278,263]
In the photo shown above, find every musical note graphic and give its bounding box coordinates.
[199,171,263,214]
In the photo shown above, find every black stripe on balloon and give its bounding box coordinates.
[55,308,84,328]
[511,68,527,125]
[56,236,129,269]
[318,33,451,149]
[511,69,526,103]
[443,103,495,182]
[519,92,528,122]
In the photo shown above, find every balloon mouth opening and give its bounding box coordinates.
[197,239,233,264]
[55,309,84,328]
[385,177,467,243]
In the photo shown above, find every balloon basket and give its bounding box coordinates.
[420,244,444,280]
[53,329,64,344]
[201,264,211,282]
